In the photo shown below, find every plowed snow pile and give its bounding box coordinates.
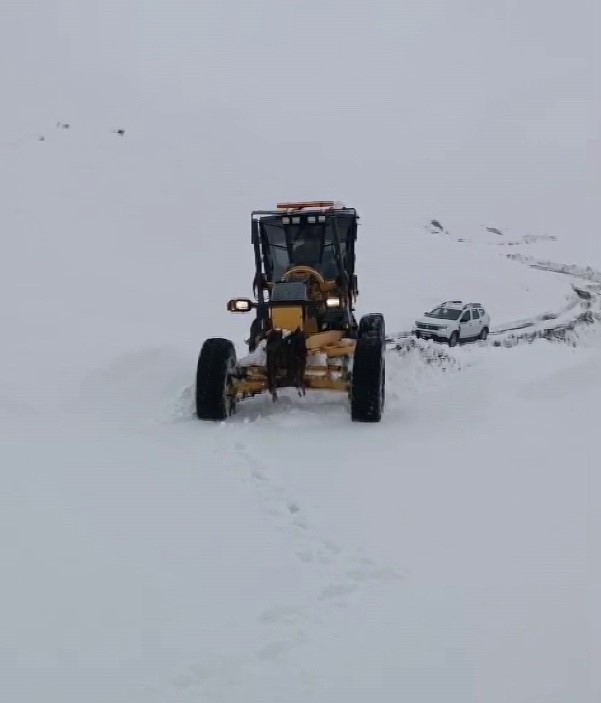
[1,1,600,702]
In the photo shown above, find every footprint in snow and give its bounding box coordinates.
[259,605,301,624]
[256,630,308,661]
[346,565,407,583]
[318,582,359,601]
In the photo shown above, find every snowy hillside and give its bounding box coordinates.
[2,1,600,702]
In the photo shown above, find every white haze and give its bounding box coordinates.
[1,2,599,702]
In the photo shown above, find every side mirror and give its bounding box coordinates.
[227,298,255,313]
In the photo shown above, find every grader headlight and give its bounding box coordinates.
[227,298,254,313]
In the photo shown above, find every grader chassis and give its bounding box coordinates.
[195,201,386,422]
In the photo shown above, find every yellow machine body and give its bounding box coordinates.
[231,331,355,399]
[270,305,304,333]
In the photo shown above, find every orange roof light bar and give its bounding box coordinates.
[276,200,344,212]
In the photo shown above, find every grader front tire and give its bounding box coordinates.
[351,337,385,422]
[195,338,237,420]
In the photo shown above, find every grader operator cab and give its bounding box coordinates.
[195,201,386,422]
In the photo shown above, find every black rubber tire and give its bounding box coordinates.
[195,338,237,420]
[448,331,459,347]
[358,313,385,341]
[479,326,489,341]
[351,337,385,422]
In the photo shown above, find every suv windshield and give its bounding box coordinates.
[425,306,462,320]
[260,218,350,281]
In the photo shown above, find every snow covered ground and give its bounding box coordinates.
[2,133,599,702]
[1,1,600,701]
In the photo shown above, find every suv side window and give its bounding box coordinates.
[472,309,480,320]
[460,310,471,322]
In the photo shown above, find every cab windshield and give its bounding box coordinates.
[260,218,350,281]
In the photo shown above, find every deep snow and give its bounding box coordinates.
[1,1,600,701]
[1,130,599,701]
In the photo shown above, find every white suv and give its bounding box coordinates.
[413,301,490,347]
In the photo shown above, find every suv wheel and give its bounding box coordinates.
[448,331,459,347]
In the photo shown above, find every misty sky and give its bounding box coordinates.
[2,0,599,237]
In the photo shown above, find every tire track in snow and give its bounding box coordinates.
[169,437,405,700]
[488,256,600,348]
[166,256,601,700]
[505,254,601,284]
[228,438,404,617]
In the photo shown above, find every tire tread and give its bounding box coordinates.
[196,338,236,420]
[351,337,384,422]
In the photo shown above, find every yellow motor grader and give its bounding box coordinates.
[195,201,385,422]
